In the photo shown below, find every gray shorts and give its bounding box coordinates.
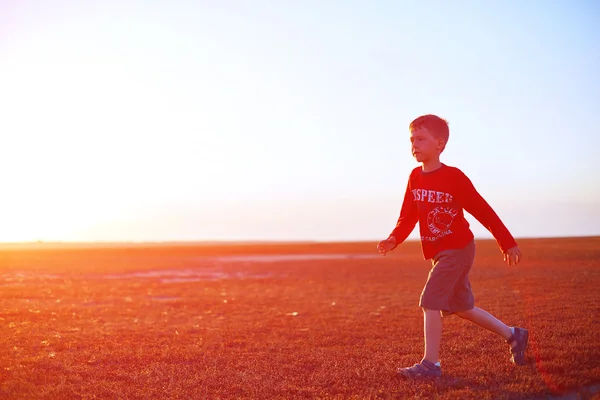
[419,240,476,316]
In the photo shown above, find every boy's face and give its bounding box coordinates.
[410,128,444,163]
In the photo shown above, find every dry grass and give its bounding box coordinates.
[0,237,599,399]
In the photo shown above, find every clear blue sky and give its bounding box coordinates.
[0,0,598,242]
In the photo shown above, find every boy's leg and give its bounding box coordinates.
[423,308,442,363]
[398,308,443,378]
[398,245,468,378]
[455,307,512,340]
[455,307,529,365]
[420,240,476,363]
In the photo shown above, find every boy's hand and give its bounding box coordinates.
[503,246,522,266]
[377,237,396,256]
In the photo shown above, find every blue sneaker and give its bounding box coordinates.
[397,359,442,378]
[507,327,529,365]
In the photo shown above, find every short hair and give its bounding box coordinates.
[409,114,450,146]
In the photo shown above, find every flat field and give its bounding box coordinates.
[0,237,599,399]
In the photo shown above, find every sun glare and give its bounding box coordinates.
[0,37,236,242]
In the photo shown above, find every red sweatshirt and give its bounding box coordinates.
[389,164,517,260]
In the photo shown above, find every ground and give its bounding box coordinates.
[0,237,599,399]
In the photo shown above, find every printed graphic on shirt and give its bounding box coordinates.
[427,206,458,236]
[412,188,458,242]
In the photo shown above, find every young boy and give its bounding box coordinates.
[377,114,528,378]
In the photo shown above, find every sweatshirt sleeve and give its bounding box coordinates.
[456,171,517,253]
[388,177,419,249]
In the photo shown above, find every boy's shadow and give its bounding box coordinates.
[395,374,600,400]
[393,374,536,399]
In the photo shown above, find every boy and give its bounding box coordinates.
[377,114,527,378]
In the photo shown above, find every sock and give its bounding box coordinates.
[508,327,517,348]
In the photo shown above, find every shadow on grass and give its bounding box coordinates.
[393,373,600,400]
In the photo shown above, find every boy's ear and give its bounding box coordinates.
[437,137,446,151]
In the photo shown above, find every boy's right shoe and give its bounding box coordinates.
[507,327,529,365]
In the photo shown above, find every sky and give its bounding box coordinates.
[0,0,599,243]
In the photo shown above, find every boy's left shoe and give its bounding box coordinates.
[397,359,442,378]
[507,327,529,365]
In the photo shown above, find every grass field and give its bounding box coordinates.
[0,237,599,399]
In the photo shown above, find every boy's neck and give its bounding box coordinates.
[421,159,443,173]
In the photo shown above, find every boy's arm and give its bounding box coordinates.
[388,179,419,250]
[457,172,517,253]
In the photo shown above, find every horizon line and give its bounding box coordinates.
[0,234,598,247]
